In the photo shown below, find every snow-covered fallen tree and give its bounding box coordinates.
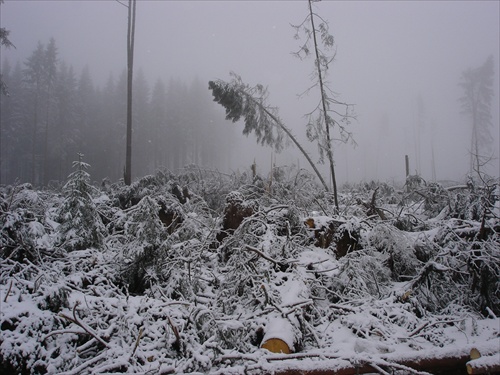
[1,164,499,374]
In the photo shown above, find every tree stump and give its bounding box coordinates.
[216,191,255,243]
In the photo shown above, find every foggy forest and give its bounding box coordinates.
[0,1,499,374]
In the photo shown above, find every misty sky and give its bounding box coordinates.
[1,0,499,184]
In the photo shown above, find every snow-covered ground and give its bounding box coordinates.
[1,166,499,374]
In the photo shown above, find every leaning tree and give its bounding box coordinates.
[209,73,330,191]
[209,0,355,209]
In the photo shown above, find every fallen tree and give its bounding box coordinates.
[466,348,500,375]
[217,343,500,375]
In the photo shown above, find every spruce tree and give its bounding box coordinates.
[459,55,495,177]
[57,153,105,251]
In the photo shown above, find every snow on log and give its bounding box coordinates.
[466,348,500,375]
[264,365,374,375]
[467,356,500,374]
[261,315,296,354]
[260,343,500,375]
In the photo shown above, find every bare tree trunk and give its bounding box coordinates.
[308,0,338,208]
[431,137,436,181]
[124,0,136,185]
[255,99,330,192]
[474,124,480,176]
[43,90,51,185]
[31,91,39,185]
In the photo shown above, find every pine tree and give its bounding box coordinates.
[53,62,78,181]
[117,194,167,294]
[42,38,58,185]
[150,78,167,170]
[0,0,15,96]
[0,58,12,183]
[166,79,189,170]
[459,55,495,177]
[0,62,27,184]
[23,42,46,184]
[132,68,150,177]
[57,153,105,251]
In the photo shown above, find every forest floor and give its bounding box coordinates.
[1,164,499,374]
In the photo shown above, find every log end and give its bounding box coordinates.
[261,338,291,354]
[470,348,481,360]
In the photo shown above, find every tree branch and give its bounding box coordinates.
[59,301,110,348]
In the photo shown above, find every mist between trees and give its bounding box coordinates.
[0,37,498,189]
[0,38,237,186]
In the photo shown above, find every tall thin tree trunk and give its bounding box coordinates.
[308,0,338,208]
[154,123,158,171]
[474,125,480,175]
[124,0,136,185]
[416,111,421,176]
[470,100,478,176]
[43,90,51,185]
[0,97,2,186]
[31,91,39,185]
[431,138,436,182]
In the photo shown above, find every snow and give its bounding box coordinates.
[261,314,296,351]
[467,352,500,372]
[0,170,499,374]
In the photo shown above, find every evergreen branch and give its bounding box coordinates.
[209,75,330,191]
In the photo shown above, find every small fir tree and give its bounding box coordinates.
[58,153,105,251]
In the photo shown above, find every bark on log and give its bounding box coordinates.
[467,356,500,374]
[263,365,373,375]
[259,343,500,375]
[466,349,500,375]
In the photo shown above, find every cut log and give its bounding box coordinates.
[467,356,500,374]
[466,349,500,375]
[260,315,296,354]
[263,365,373,375]
[259,343,500,375]
[261,338,291,354]
[470,348,481,360]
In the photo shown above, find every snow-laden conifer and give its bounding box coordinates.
[57,153,105,251]
[115,194,167,294]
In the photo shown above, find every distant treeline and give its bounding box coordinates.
[0,38,233,186]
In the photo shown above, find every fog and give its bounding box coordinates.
[1,0,499,185]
